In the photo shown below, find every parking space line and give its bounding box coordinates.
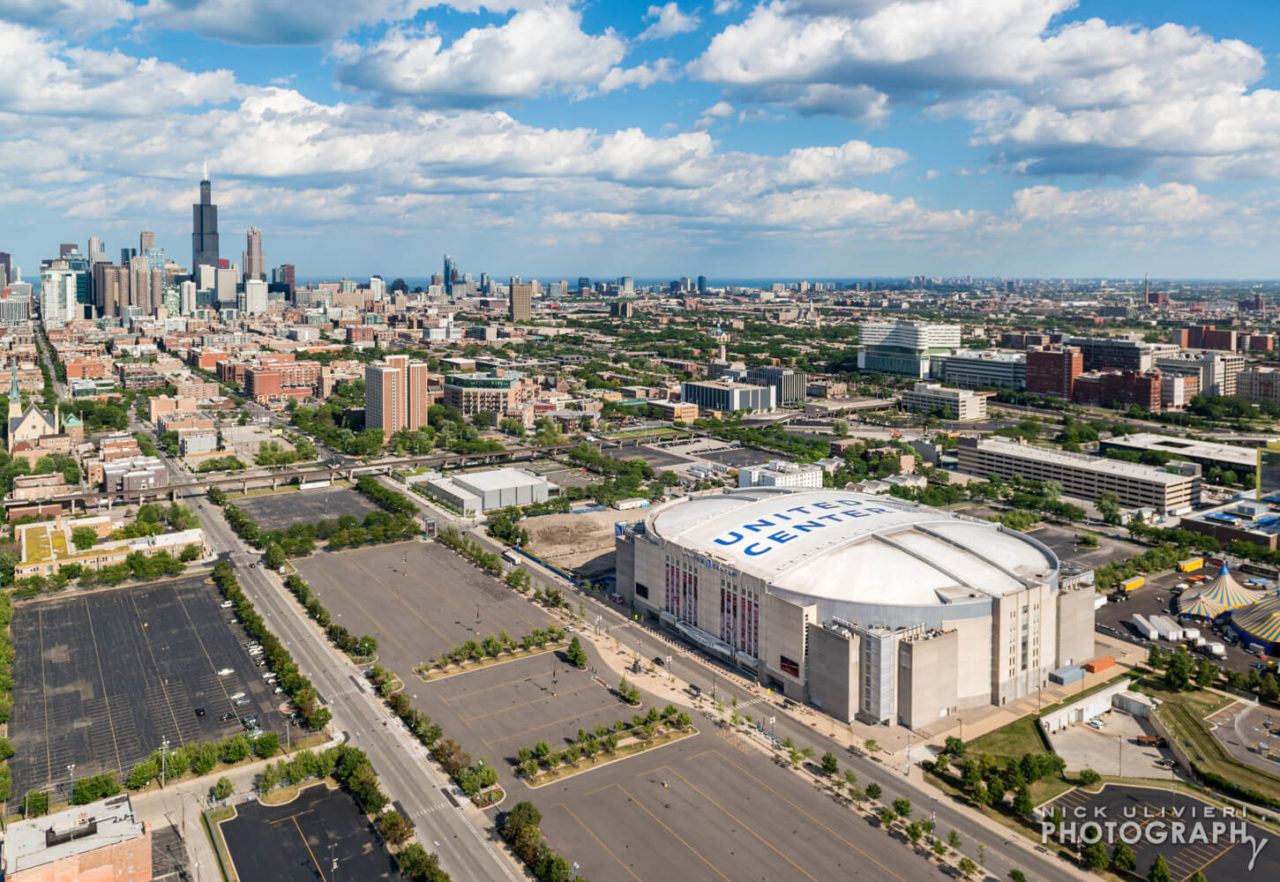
[82,599,125,774]
[36,606,53,789]
[126,589,184,744]
[714,750,908,882]
[171,583,242,715]
[559,801,644,882]
[665,764,821,882]
[289,813,329,882]
[616,782,733,882]
[459,683,599,727]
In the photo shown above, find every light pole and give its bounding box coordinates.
[160,737,169,788]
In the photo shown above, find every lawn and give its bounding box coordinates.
[1156,699,1280,808]
[965,716,1049,765]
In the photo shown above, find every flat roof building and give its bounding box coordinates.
[1099,432,1257,477]
[957,436,1201,514]
[929,350,1026,390]
[424,467,552,516]
[680,379,775,413]
[738,460,824,489]
[858,320,961,378]
[900,382,988,422]
[1,795,151,881]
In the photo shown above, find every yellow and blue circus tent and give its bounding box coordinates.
[1178,562,1259,620]
[1230,593,1280,653]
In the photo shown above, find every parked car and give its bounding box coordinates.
[194,706,206,717]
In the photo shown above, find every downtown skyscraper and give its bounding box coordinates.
[192,167,219,272]
[244,227,264,282]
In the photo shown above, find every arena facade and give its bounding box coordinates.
[615,489,1097,728]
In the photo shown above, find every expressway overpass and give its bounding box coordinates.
[6,444,559,512]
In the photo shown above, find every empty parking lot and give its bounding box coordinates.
[294,541,555,677]
[9,576,286,799]
[234,486,379,531]
[220,783,401,881]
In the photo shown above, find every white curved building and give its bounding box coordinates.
[615,489,1097,727]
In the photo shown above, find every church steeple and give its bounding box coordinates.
[7,364,19,422]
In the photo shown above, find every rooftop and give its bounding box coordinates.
[645,489,1057,607]
[970,437,1195,485]
[3,795,145,874]
[1104,432,1257,469]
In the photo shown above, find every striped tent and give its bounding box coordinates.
[1177,562,1259,620]
[1230,593,1280,651]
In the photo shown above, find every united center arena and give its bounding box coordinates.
[615,489,1096,728]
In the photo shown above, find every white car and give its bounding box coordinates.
[217,668,234,677]
[1088,719,1104,730]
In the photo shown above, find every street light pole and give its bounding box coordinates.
[160,737,169,788]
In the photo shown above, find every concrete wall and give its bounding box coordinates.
[806,624,859,723]
[898,630,959,729]
[762,592,812,700]
[1039,678,1132,735]
[1056,585,1098,668]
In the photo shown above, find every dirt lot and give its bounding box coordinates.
[523,508,637,576]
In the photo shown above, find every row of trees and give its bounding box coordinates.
[0,591,12,802]
[255,435,318,466]
[514,705,692,780]
[211,560,331,730]
[928,744,1068,817]
[283,573,378,658]
[425,626,567,671]
[501,802,589,882]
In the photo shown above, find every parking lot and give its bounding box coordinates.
[1207,702,1280,774]
[600,444,691,471]
[234,486,379,531]
[220,783,401,881]
[1049,784,1279,882]
[1045,712,1169,778]
[9,576,286,800]
[294,541,556,680]
[1025,524,1144,570]
[534,727,935,882]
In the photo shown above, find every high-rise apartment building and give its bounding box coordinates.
[241,279,268,314]
[272,264,295,299]
[139,231,155,253]
[509,277,536,322]
[244,227,264,282]
[192,170,219,271]
[745,365,807,406]
[365,355,430,436]
[443,254,456,297]
[39,269,78,327]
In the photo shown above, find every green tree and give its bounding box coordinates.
[1013,784,1033,818]
[1110,841,1137,872]
[821,751,839,776]
[892,797,912,819]
[71,526,98,550]
[212,777,233,801]
[263,543,287,570]
[865,782,882,801]
[1078,768,1101,786]
[958,857,977,878]
[1082,841,1109,870]
[1008,871,1027,882]
[1164,651,1193,690]
[377,809,415,846]
[564,636,588,669]
[1148,853,1171,882]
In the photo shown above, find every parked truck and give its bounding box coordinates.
[1151,615,1184,642]
[1121,576,1146,593]
[1177,557,1204,573]
[1205,642,1226,657]
[1134,735,1168,747]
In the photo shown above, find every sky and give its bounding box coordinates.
[2,0,1280,281]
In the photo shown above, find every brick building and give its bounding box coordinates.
[1025,345,1083,397]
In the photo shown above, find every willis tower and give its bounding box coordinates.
[192,162,219,271]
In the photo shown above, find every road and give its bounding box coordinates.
[185,488,522,882]
[33,325,66,399]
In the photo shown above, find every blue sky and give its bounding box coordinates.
[2,0,1279,280]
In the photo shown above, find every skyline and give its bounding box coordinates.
[2,1,1280,278]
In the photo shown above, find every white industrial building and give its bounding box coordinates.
[900,382,988,421]
[424,468,552,516]
[615,489,1096,727]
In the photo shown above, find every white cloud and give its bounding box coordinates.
[638,2,700,41]
[712,0,739,14]
[0,0,132,35]
[599,58,675,94]
[134,0,434,45]
[334,6,626,106]
[1013,182,1221,229]
[0,21,238,116]
[692,0,1280,177]
[693,99,734,130]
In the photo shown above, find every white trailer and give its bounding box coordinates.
[1181,627,1201,641]
[1150,615,1184,642]
[1130,614,1158,640]
[1205,642,1227,657]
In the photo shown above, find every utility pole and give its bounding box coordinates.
[160,737,169,788]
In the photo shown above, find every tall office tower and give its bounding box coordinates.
[271,264,295,299]
[59,242,77,258]
[369,276,385,300]
[443,254,456,297]
[192,168,219,272]
[39,269,78,327]
[365,355,430,435]
[244,227,264,281]
[93,263,127,316]
[577,276,591,294]
[509,277,534,322]
[120,247,136,266]
[87,236,106,265]
[0,253,11,285]
[479,272,491,294]
[0,264,6,290]
[619,276,634,296]
[697,275,708,294]
[214,266,238,305]
[139,231,156,253]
